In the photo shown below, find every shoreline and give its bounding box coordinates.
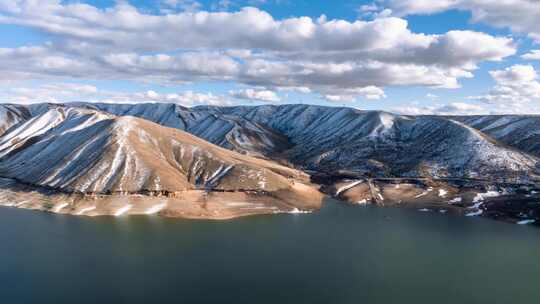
[0,176,538,225]
[0,178,325,220]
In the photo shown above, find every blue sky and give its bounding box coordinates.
[1,0,540,114]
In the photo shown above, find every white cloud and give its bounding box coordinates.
[385,0,459,15]
[0,2,518,103]
[323,86,386,102]
[0,82,231,106]
[469,64,540,105]
[358,4,393,19]
[1,4,433,52]
[0,83,98,104]
[229,88,281,102]
[359,4,380,14]
[277,86,311,94]
[395,64,540,115]
[394,102,487,115]
[522,50,540,60]
[382,0,540,42]
[101,90,230,106]
[434,102,485,113]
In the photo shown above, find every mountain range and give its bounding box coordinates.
[0,102,538,224]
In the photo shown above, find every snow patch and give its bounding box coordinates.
[76,206,96,215]
[226,202,253,207]
[466,209,483,217]
[415,189,431,198]
[469,201,484,210]
[438,189,448,198]
[206,165,234,187]
[357,199,368,205]
[473,191,500,203]
[114,204,132,216]
[335,180,363,195]
[448,197,462,204]
[289,208,312,214]
[52,203,69,213]
[145,203,167,215]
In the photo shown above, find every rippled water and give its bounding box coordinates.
[1,201,539,304]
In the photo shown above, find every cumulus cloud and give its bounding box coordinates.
[323,86,386,102]
[381,0,540,42]
[395,64,540,115]
[2,2,512,55]
[0,1,518,103]
[384,0,459,15]
[0,82,230,106]
[229,88,281,102]
[0,83,98,104]
[469,64,540,105]
[101,90,230,106]
[393,101,486,115]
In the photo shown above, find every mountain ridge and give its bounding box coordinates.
[19,102,537,182]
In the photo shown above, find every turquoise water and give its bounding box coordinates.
[0,202,539,304]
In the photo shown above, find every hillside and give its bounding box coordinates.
[1,102,539,223]
[0,107,309,194]
[26,103,538,182]
[454,115,540,157]
[205,105,539,181]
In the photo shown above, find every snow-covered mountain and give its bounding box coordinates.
[201,105,538,181]
[42,102,292,158]
[0,107,303,194]
[1,102,540,221]
[22,103,538,182]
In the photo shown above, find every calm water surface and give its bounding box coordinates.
[1,202,539,304]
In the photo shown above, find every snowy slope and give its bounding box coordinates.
[14,103,540,181]
[0,107,300,194]
[30,102,292,157]
[455,115,540,157]
[195,105,539,180]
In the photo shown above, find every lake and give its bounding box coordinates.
[0,201,539,304]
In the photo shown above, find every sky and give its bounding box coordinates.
[1,0,540,114]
